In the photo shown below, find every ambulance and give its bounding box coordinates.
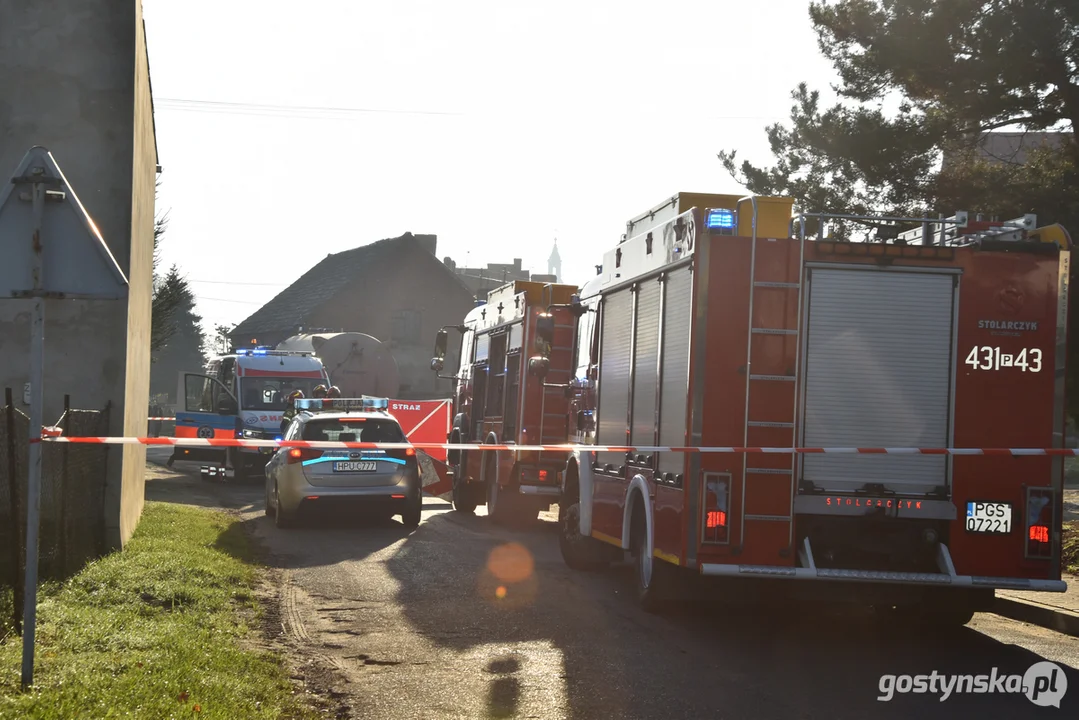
[172,347,330,480]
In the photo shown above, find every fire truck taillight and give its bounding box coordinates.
[1025,487,1054,559]
[706,511,727,529]
[702,473,731,544]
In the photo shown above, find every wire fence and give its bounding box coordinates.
[0,388,111,633]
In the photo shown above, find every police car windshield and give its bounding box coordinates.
[240,378,325,410]
[302,418,407,443]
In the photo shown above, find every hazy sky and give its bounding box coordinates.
[143,0,838,333]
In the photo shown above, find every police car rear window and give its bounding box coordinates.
[302,419,407,444]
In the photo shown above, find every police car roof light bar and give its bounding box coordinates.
[294,396,389,412]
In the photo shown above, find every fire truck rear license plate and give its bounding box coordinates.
[965,501,1012,533]
[333,461,377,472]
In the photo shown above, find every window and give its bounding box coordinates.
[185,375,214,413]
[391,309,423,344]
[285,420,304,440]
[239,377,327,410]
[574,307,596,381]
[220,359,236,395]
[302,418,407,443]
[503,353,521,437]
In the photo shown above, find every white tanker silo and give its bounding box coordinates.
[275,332,400,398]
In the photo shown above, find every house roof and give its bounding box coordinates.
[231,233,470,340]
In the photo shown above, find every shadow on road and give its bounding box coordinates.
[146,461,1078,719]
[380,513,1078,719]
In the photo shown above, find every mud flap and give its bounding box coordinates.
[419,451,454,499]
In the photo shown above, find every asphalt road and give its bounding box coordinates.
[147,450,1079,719]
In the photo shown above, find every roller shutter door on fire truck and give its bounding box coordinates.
[801,268,956,495]
[658,266,691,475]
[597,287,632,469]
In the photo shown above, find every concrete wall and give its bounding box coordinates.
[0,0,156,549]
[310,243,475,399]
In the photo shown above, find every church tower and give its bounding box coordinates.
[548,239,562,283]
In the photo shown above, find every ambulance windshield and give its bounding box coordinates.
[240,378,325,410]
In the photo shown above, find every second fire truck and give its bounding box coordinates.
[554,191,1071,622]
[430,280,583,524]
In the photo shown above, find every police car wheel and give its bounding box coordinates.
[274,483,295,529]
[401,495,422,529]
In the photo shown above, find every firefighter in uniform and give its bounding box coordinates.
[280,389,305,435]
[312,384,328,399]
[326,386,342,398]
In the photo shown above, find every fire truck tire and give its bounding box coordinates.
[632,508,670,613]
[452,477,478,514]
[558,501,606,571]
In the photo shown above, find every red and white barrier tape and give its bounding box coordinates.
[32,436,1079,456]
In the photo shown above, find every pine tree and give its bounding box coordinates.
[720,0,1079,420]
[719,0,1079,236]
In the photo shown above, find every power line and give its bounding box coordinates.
[189,278,287,287]
[196,296,266,305]
[153,97,781,123]
[155,97,462,118]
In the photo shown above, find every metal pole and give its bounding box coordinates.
[5,387,23,636]
[21,167,46,688]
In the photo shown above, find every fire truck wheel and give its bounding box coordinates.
[452,475,478,514]
[633,510,670,613]
[558,501,605,571]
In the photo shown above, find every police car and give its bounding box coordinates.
[264,396,422,529]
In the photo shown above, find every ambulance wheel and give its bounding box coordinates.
[632,508,670,613]
[559,500,605,571]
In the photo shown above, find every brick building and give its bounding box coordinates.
[229,233,475,399]
[443,240,561,300]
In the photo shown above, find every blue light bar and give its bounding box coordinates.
[294,397,389,412]
[706,208,736,230]
[249,348,267,355]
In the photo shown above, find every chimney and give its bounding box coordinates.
[443,256,456,270]
[414,234,437,256]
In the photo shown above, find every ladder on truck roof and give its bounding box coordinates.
[738,197,806,552]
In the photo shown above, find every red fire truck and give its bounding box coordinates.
[556,191,1071,622]
[430,279,583,523]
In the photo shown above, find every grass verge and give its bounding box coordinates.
[1065,521,1079,575]
[0,502,314,719]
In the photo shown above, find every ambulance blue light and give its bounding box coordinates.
[251,348,267,355]
[707,208,736,230]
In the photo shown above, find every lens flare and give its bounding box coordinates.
[486,542,534,584]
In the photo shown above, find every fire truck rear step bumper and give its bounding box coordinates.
[698,539,1067,593]
[518,485,561,496]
